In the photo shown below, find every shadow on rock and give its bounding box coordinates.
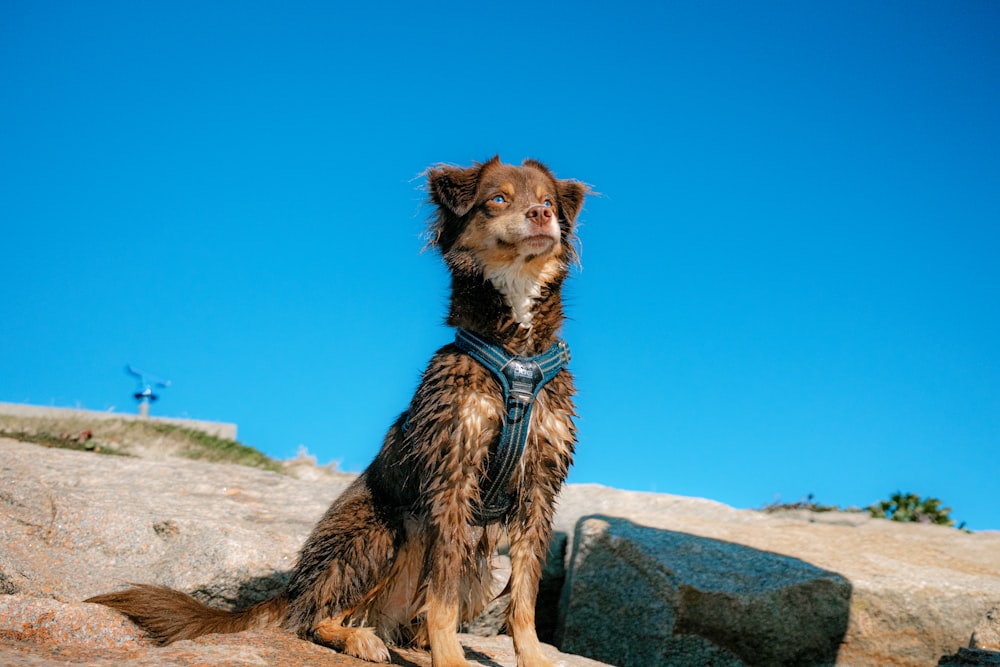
[557,515,852,667]
[184,570,290,610]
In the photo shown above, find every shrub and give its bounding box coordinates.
[868,492,955,527]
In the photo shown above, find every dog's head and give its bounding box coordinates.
[426,157,587,279]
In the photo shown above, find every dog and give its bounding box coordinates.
[86,156,588,667]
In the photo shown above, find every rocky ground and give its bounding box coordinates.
[2,435,999,666]
[0,598,607,667]
[0,437,606,667]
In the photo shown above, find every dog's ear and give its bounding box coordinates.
[426,157,501,252]
[428,156,498,217]
[556,180,588,227]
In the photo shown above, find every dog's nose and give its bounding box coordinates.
[526,205,554,226]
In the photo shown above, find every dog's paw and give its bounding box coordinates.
[516,659,559,667]
[427,643,478,667]
[515,651,559,667]
[341,626,391,663]
[430,658,478,667]
[312,619,390,663]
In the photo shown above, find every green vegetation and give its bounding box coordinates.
[761,493,855,514]
[0,429,129,455]
[146,422,282,472]
[867,491,958,528]
[763,491,964,530]
[0,413,282,473]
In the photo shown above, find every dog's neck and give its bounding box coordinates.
[482,263,541,328]
[444,256,566,357]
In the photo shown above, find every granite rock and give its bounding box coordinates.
[4,437,1000,667]
[971,607,1000,652]
[938,648,1000,666]
[0,438,610,667]
[551,484,1000,667]
[0,596,609,667]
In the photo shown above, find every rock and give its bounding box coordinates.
[0,595,608,667]
[939,608,1000,667]
[460,554,511,637]
[557,516,850,666]
[551,484,1000,667]
[0,595,144,648]
[537,532,569,642]
[939,648,1000,666]
[0,438,611,667]
[972,607,1000,651]
[4,437,1000,667]
[0,437,352,606]
[461,536,566,643]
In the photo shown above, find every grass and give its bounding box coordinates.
[0,429,130,455]
[760,493,863,514]
[0,413,283,472]
[147,422,283,472]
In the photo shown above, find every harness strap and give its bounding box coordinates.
[453,328,570,524]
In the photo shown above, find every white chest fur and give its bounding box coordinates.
[483,261,541,326]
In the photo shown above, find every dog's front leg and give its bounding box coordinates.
[419,450,478,665]
[507,496,558,667]
[424,573,474,667]
[422,511,479,667]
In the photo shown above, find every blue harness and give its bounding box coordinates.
[454,329,571,523]
[404,328,571,525]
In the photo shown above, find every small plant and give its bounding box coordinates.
[761,493,847,514]
[867,492,956,527]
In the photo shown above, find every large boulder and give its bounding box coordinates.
[557,516,850,666]
[551,485,1000,667]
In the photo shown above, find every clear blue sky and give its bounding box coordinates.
[2,2,998,530]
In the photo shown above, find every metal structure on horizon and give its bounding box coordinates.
[126,365,170,418]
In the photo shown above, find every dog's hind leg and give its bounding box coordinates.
[283,477,400,661]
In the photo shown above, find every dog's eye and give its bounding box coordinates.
[491,195,506,204]
[543,199,553,207]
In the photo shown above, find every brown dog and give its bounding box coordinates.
[87,157,587,667]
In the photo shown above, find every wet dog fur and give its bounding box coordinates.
[86,157,587,667]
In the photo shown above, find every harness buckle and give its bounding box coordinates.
[501,357,544,403]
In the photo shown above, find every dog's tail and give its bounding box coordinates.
[85,584,288,644]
